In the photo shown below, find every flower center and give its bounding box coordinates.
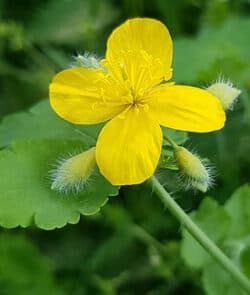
[129,92,149,112]
[119,63,145,107]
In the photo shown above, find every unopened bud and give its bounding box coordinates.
[174,146,213,193]
[206,80,241,110]
[50,147,96,194]
[72,52,102,69]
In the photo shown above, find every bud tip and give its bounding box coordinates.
[206,79,241,111]
[49,147,96,195]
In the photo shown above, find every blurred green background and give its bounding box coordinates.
[0,0,250,294]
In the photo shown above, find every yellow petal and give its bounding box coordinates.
[104,18,173,96]
[96,107,162,185]
[146,85,226,132]
[49,68,127,124]
[107,18,172,73]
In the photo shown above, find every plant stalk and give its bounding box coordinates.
[149,176,250,293]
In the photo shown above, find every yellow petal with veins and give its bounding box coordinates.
[106,18,172,76]
[104,18,173,97]
[49,68,127,124]
[146,85,226,132]
[96,107,162,185]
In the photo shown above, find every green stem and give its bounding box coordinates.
[149,176,250,293]
[163,134,178,149]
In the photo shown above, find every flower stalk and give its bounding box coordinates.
[149,176,250,293]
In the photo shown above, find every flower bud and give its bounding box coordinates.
[50,147,96,194]
[206,80,241,110]
[173,146,213,193]
[72,52,101,69]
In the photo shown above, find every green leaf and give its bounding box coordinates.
[158,148,178,170]
[202,261,243,295]
[181,185,250,294]
[0,140,118,230]
[162,127,188,146]
[160,127,188,170]
[173,16,250,84]
[240,245,250,278]
[224,184,250,280]
[173,34,221,84]
[225,184,250,239]
[0,233,63,295]
[181,198,231,269]
[0,99,103,148]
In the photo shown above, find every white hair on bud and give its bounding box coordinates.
[48,147,96,195]
[173,146,215,193]
[178,159,215,193]
[71,51,102,69]
[206,76,241,111]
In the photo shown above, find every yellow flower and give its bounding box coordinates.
[49,18,226,186]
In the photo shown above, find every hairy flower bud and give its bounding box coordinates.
[50,147,96,194]
[173,146,213,193]
[206,80,241,111]
[72,52,102,69]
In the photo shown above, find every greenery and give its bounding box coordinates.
[0,0,250,294]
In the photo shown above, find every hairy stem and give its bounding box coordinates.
[149,176,250,293]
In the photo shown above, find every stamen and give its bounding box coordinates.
[91,102,98,110]
[119,63,128,81]
[134,106,140,115]
[100,88,106,103]
[141,103,149,112]
[130,87,136,98]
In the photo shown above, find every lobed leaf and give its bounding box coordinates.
[0,139,119,230]
[181,197,230,269]
[181,184,250,294]
[225,184,250,239]
[0,99,103,148]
